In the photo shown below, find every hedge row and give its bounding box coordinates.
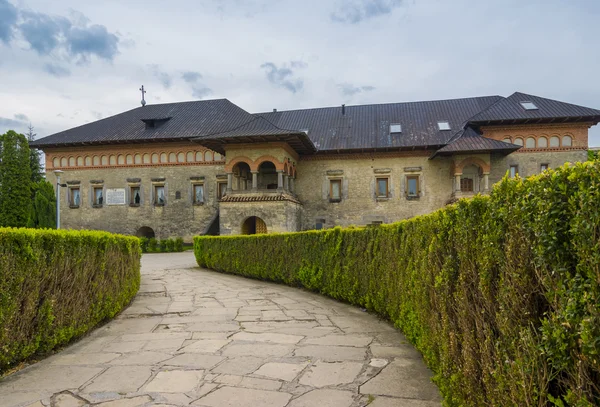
[0,228,140,373]
[139,237,184,253]
[194,161,600,407]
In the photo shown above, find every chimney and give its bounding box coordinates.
[273,108,277,113]
[342,104,346,115]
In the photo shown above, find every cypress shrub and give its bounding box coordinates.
[194,161,600,407]
[0,228,140,373]
[174,237,184,252]
[165,238,175,252]
[147,237,158,252]
[159,239,168,252]
[139,237,149,253]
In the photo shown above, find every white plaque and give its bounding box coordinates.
[105,188,126,205]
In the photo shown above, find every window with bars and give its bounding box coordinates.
[460,178,474,192]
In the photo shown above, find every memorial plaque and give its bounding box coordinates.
[105,188,126,205]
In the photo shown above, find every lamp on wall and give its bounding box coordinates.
[53,170,65,229]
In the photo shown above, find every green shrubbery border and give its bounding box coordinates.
[140,237,184,253]
[194,161,600,406]
[0,228,140,373]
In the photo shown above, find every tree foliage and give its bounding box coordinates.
[0,130,32,227]
[27,180,56,229]
[27,125,43,184]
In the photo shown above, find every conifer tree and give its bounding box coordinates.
[27,180,56,228]
[27,125,43,184]
[0,131,32,227]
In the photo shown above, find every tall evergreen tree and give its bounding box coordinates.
[27,125,43,184]
[0,131,32,227]
[27,180,56,228]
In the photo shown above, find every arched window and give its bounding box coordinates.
[77,157,83,166]
[101,155,108,166]
[550,136,560,147]
[502,138,511,144]
[85,156,91,166]
[177,152,185,163]
[196,151,203,161]
[69,157,75,166]
[205,151,213,161]
[538,137,548,148]
[61,157,67,167]
[526,137,536,148]
[134,154,142,164]
[152,153,159,163]
[187,151,194,162]
[52,158,59,168]
[93,156,100,166]
[214,153,222,161]
[126,154,133,164]
[169,152,177,162]
[160,153,167,163]
[562,135,572,147]
[143,153,150,164]
[117,155,125,165]
[514,138,524,146]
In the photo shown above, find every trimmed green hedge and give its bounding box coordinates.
[194,161,600,407]
[140,237,184,253]
[0,228,140,372]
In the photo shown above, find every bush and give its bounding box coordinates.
[0,228,140,373]
[139,237,149,253]
[174,237,184,252]
[194,161,600,407]
[165,238,175,252]
[159,239,168,252]
[147,237,158,253]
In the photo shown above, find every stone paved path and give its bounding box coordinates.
[0,252,441,407]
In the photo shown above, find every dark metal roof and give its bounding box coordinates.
[256,96,503,151]
[433,127,521,157]
[469,92,600,125]
[194,116,316,155]
[30,99,256,147]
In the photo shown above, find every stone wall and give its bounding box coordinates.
[489,150,588,182]
[295,153,455,229]
[219,199,302,235]
[46,163,225,241]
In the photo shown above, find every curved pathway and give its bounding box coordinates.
[0,252,440,407]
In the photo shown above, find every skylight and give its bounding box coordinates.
[520,101,538,110]
[390,124,402,133]
[437,121,451,131]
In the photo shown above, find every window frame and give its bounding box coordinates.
[406,175,420,198]
[129,185,141,207]
[540,163,549,172]
[375,177,389,199]
[389,123,402,133]
[92,186,104,207]
[154,184,166,206]
[460,177,474,192]
[509,165,519,178]
[69,187,80,208]
[192,183,205,205]
[217,181,228,200]
[329,179,342,202]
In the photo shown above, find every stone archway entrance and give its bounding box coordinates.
[241,216,267,235]
[136,226,155,238]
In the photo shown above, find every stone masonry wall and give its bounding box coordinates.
[219,200,302,235]
[489,150,588,183]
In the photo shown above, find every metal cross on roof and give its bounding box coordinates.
[140,85,147,107]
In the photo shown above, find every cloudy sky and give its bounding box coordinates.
[1,0,599,145]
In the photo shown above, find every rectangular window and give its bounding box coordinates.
[69,187,80,207]
[130,186,141,205]
[217,182,227,200]
[193,184,204,204]
[540,163,549,172]
[154,185,165,205]
[376,178,389,198]
[460,178,474,192]
[406,175,419,197]
[93,187,103,206]
[330,179,342,201]
[390,124,402,133]
[510,165,519,178]
[315,219,325,230]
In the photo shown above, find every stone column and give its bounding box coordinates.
[454,174,461,193]
[290,177,295,194]
[251,171,258,191]
[284,174,289,191]
[277,170,284,191]
[483,172,490,192]
[226,173,233,192]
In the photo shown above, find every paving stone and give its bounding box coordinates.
[299,361,363,388]
[144,370,204,393]
[180,339,231,353]
[111,351,172,365]
[162,353,224,369]
[222,343,293,358]
[50,352,121,365]
[294,345,367,361]
[368,396,442,407]
[214,374,243,385]
[83,366,152,393]
[104,341,147,353]
[119,332,190,342]
[4,365,103,391]
[370,345,422,359]
[303,334,373,347]
[0,391,46,407]
[287,389,355,407]
[192,332,231,340]
[193,386,291,407]
[230,332,304,344]
[370,359,389,368]
[96,395,153,407]
[52,392,87,407]
[239,377,282,391]
[360,359,441,400]
[157,392,193,406]
[25,401,45,407]
[187,322,239,332]
[143,338,186,351]
[253,362,309,382]
[210,356,265,375]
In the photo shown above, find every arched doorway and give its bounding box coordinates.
[461,164,482,192]
[258,161,278,189]
[136,226,155,238]
[232,161,251,191]
[241,217,267,235]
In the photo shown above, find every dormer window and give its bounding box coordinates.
[141,117,171,130]
[390,124,402,133]
[520,101,538,110]
[437,121,451,131]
